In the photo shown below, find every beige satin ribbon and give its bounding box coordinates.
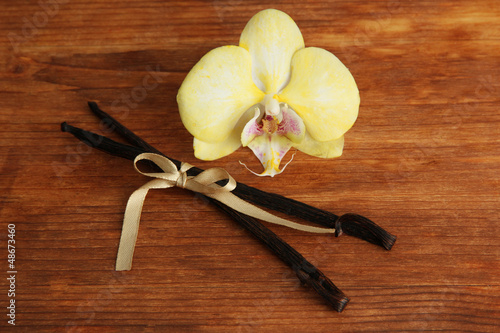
[116,153,335,271]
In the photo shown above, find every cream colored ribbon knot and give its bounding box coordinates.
[116,153,335,271]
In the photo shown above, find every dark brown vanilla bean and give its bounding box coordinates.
[234,185,396,250]
[212,200,349,312]
[61,121,350,311]
[88,102,161,154]
[84,102,396,250]
[61,122,145,160]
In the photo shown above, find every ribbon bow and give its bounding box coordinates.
[116,153,335,271]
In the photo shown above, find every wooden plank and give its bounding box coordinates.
[1,0,499,331]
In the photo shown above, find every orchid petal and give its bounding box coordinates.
[247,133,294,177]
[194,106,258,160]
[177,45,265,144]
[193,136,240,161]
[241,107,263,147]
[239,9,305,94]
[279,47,360,142]
[278,106,305,144]
[294,133,344,158]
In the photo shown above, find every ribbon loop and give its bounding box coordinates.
[195,167,237,192]
[115,153,335,271]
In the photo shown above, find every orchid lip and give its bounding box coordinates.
[240,102,305,177]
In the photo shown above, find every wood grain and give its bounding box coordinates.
[1,0,499,331]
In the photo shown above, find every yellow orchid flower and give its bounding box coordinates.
[177,9,359,176]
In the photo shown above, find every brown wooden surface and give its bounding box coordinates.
[1,0,499,331]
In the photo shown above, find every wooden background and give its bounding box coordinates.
[1,0,499,331]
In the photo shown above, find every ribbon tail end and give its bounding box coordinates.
[115,262,132,271]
